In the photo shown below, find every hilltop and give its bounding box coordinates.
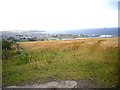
[3,37,119,88]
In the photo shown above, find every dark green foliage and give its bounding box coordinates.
[2,50,18,59]
[14,52,29,65]
[2,39,29,65]
[2,40,22,59]
[2,40,13,50]
[2,40,14,59]
[16,50,22,54]
[19,52,29,64]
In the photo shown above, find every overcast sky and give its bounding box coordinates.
[0,0,119,31]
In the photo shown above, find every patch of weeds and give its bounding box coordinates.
[14,52,29,65]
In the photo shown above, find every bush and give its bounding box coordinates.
[2,40,22,59]
[2,40,14,50]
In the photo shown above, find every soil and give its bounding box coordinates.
[5,79,107,89]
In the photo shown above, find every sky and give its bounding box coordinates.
[0,0,119,32]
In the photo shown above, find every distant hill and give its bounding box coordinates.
[1,30,46,33]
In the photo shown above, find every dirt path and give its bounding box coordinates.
[5,80,106,88]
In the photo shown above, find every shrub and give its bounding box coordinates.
[2,40,14,50]
[2,40,22,59]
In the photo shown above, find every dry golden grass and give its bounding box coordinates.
[18,37,118,52]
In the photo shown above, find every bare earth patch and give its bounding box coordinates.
[6,80,106,88]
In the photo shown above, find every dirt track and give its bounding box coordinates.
[6,80,106,88]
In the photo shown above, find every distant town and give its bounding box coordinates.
[1,30,114,41]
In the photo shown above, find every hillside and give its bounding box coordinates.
[3,37,119,88]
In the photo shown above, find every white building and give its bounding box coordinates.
[99,35,112,38]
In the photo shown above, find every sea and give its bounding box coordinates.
[48,27,119,36]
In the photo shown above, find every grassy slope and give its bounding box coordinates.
[3,37,118,87]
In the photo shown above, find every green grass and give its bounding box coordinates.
[2,38,118,87]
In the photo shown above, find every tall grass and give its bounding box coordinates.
[3,38,118,87]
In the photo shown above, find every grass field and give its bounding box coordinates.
[3,37,119,87]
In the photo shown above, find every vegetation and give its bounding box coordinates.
[2,38,119,87]
[2,40,21,59]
